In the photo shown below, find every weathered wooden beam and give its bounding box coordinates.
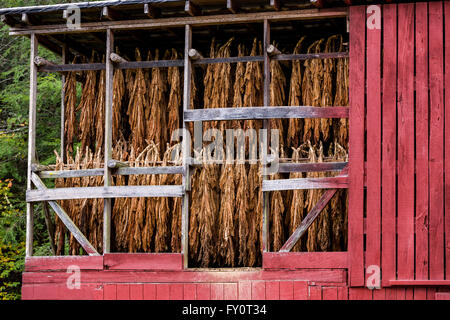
[34,56,55,67]
[26,185,184,202]
[101,7,121,21]
[272,51,349,61]
[227,0,240,14]
[188,48,203,60]
[267,44,281,56]
[193,55,263,65]
[117,60,184,69]
[9,8,348,36]
[42,202,56,255]
[38,63,105,73]
[184,106,349,121]
[262,176,348,191]
[31,173,100,256]
[277,162,348,173]
[116,166,184,176]
[39,168,104,179]
[110,52,127,64]
[185,0,201,17]
[60,44,68,162]
[107,159,128,169]
[144,3,162,19]
[279,166,349,252]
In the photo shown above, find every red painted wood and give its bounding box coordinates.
[397,2,415,281]
[444,0,450,281]
[170,284,184,300]
[385,288,397,300]
[415,1,429,282]
[428,1,445,281]
[426,287,436,300]
[348,5,366,287]
[322,287,338,300]
[21,284,34,300]
[143,284,156,300]
[25,256,103,271]
[389,280,450,286]
[435,292,450,300]
[405,288,414,300]
[22,269,346,284]
[104,284,117,300]
[365,2,381,285]
[211,283,224,300]
[413,288,427,300]
[130,284,143,300]
[116,284,130,300]
[104,253,183,270]
[381,3,397,287]
[279,281,294,300]
[308,286,322,300]
[184,283,197,300]
[263,252,347,269]
[197,283,211,300]
[372,289,385,300]
[349,288,372,300]
[395,288,406,300]
[156,284,170,300]
[337,286,348,300]
[223,283,238,300]
[238,282,252,300]
[31,283,103,300]
[251,282,266,300]
[265,281,280,300]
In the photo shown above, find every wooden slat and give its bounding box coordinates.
[26,33,38,257]
[397,3,415,281]
[39,168,104,179]
[130,284,143,300]
[308,286,322,300]
[183,284,197,300]
[365,2,382,286]
[444,0,450,281]
[279,281,294,300]
[143,284,157,300]
[428,1,444,280]
[238,282,252,300]
[30,173,99,256]
[27,185,184,202]
[348,5,365,287]
[381,3,397,287]
[263,252,347,269]
[210,283,223,300]
[184,106,349,121]
[389,280,450,286]
[9,8,349,36]
[277,162,347,173]
[25,256,103,271]
[415,1,429,281]
[262,176,348,192]
[272,51,348,61]
[265,281,280,300]
[39,63,105,72]
[103,253,183,271]
[196,284,211,300]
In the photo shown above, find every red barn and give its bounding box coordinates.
[0,0,449,300]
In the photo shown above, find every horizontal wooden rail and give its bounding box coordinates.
[272,52,348,61]
[389,280,450,286]
[185,106,349,122]
[9,8,348,36]
[262,176,348,191]
[39,63,105,72]
[27,185,184,202]
[278,162,348,173]
[263,252,348,269]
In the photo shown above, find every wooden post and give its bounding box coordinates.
[181,24,192,268]
[26,33,38,257]
[262,19,270,253]
[103,28,114,254]
[61,43,68,162]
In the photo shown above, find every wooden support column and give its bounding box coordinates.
[103,29,114,254]
[181,24,192,268]
[26,33,38,257]
[61,43,68,162]
[262,19,271,253]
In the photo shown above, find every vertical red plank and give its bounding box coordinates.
[381,3,398,286]
[224,283,238,300]
[405,288,414,300]
[348,5,366,287]
[322,287,338,300]
[428,0,445,281]
[426,287,436,300]
[293,281,308,300]
[184,284,197,300]
[157,284,170,300]
[415,1,429,282]
[396,288,406,300]
[251,282,266,300]
[349,288,373,300]
[130,284,143,300]
[21,284,34,300]
[279,281,294,300]
[197,283,211,300]
[365,2,382,285]
[397,2,415,281]
[308,286,322,300]
[265,281,280,300]
[104,284,117,300]
[385,288,397,300]
[413,288,427,300]
[337,286,348,300]
[372,289,385,300]
[211,283,224,300]
[238,282,252,300]
[143,284,156,300]
[170,284,184,300]
[117,284,130,300]
[444,0,450,280]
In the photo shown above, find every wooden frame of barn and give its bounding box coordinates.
[1,0,449,300]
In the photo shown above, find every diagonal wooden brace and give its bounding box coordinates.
[279,165,349,252]
[31,173,100,256]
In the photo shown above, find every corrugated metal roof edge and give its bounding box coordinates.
[0,0,177,15]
